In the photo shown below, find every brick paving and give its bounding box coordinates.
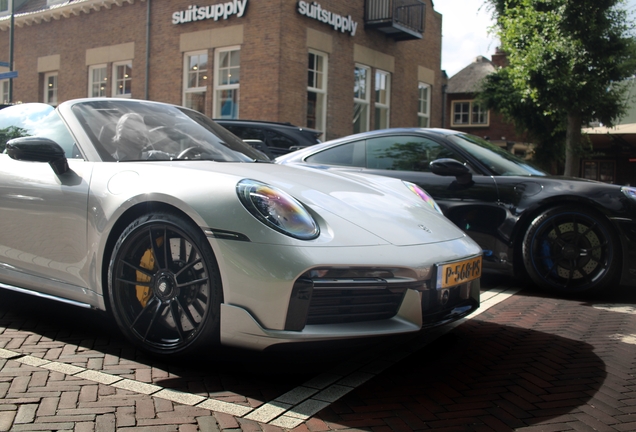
[1,277,635,431]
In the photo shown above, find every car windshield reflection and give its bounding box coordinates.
[449,134,546,177]
[71,99,265,162]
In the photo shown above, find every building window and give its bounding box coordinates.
[88,65,107,98]
[452,100,489,127]
[418,82,431,128]
[44,72,58,105]
[113,61,132,97]
[472,102,488,124]
[214,47,240,119]
[582,160,615,183]
[0,0,8,14]
[307,50,327,134]
[183,51,208,114]
[374,70,390,130]
[354,64,370,134]
[1,80,8,103]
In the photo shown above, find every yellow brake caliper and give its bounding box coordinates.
[136,236,164,307]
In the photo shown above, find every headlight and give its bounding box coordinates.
[403,181,443,214]
[622,186,636,201]
[237,179,320,240]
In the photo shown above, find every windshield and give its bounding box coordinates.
[448,133,546,176]
[71,99,267,162]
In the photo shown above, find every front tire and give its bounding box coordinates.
[108,212,221,356]
[522,206,619,295]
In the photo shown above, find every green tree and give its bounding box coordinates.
[0,126,29,153]
[479,67,567,173]
[483,0,636,176]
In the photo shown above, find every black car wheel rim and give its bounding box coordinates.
[112,223,211,351]
[529,211,612,289]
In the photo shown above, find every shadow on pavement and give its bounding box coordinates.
[316,318,606,430]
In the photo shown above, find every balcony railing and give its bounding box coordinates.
[365,0,425,41]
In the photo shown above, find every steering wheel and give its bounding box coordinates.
[176,146,204,159]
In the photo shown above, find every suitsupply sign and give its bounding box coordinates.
[297,1,358,36]
[172,0,248,24]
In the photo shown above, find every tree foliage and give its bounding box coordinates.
[481,0,636,176]
[479,68,566,173]
[0,126,29,153]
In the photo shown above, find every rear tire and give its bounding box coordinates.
[522,206,619,295]
[108,212,221,356]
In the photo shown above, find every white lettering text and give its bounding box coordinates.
[172,0,248,25]
[297,1,358,36]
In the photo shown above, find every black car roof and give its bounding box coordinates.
[214,119,322,134]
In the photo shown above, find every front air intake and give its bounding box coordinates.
[285,271,425,330]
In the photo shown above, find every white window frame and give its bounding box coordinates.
[213,46,240,119]
[451,100,490,127]
[88,64,107,98]
[307,49,327,135]
[418,82,431,128]
[183,50,209,113]
[112,60,132,98]
[374,70,391,130]
[353,64,370,133]
[44,72,58,105]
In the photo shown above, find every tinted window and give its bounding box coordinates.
[448,133,546,176]
[224,125,266,141]
[0,103,78,158]
[366,135,464,172]
[267,130,296,149]
[306,141,365,167]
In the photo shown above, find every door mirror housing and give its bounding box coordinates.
[430,158,470,177]
[6,136,69,175]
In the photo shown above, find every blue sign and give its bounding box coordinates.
[0,71,17,80]
[0,62,9,68]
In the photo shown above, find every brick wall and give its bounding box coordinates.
[0,0,444,139]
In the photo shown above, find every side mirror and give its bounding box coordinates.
[6,136,69,175]
[430,158,470,177]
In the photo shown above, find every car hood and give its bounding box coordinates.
[172,161,467,246]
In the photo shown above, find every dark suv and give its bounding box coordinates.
[215,119,322,158]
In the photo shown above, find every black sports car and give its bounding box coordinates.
[277,128,636,295]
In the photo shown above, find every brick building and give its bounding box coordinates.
[444,50,531,158]
[0,0,444,141]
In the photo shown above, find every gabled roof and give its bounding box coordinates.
[446,55,496,94]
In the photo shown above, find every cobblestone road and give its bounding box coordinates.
[1,276,635,431]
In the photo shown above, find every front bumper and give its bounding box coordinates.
[209,237,482,350]
[221,279,480,350]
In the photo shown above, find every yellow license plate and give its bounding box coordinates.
[435,256,482,289]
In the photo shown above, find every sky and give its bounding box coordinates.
[434,0,636,78]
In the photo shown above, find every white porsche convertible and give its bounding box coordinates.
[0,98,482,356]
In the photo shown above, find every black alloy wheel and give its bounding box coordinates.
[522,206,619,294]
[109,212,221,356]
